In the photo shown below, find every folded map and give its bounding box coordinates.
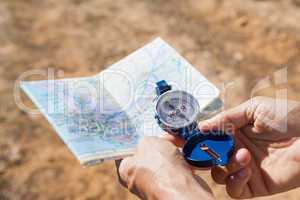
[21,38,221,166]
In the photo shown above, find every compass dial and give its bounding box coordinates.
[156,90,200,129]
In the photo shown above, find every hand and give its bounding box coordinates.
[200,96,300,198]
[116,136,214,200]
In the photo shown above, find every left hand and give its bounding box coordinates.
[116,136,214,200]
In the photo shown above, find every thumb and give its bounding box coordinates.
[161,134,185,147]
[199,100,257,133]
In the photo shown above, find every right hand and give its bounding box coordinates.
[199,96,300,198]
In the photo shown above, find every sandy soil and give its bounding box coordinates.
[1,0,300,199]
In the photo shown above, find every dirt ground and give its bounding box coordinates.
[1,0,300,199]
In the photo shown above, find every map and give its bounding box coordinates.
[21,38,221,165]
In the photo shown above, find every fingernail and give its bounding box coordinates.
[235,149,250,166]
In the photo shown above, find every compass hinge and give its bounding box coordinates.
[156,80,172,96]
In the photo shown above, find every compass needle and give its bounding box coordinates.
[165,101,176,110]
[178,112,189,122]
[200,144,220,160]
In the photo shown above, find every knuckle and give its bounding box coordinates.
[249,96,272,106]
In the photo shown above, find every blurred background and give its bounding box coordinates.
[1,0,300,199]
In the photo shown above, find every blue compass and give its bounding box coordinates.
[154,80,234,167]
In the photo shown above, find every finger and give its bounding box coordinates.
[199,100,257,133]
[211,148,251,184]
[226,167,252,199]
[242,124,288,142]
[211,135,250,184]
[227,148,251,173]
[238,127,267,162]
[161,134,185,147]
[211,166,227,184]
[116,157,136,188]
[236,129,270,196]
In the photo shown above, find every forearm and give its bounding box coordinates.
[117,137,214,200]
[161,183,214,200]
[141,172,214,200]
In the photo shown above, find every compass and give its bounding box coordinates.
[154,80,234,167]
[155,90,199,130]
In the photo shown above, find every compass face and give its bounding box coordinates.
[156,90,200,129]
